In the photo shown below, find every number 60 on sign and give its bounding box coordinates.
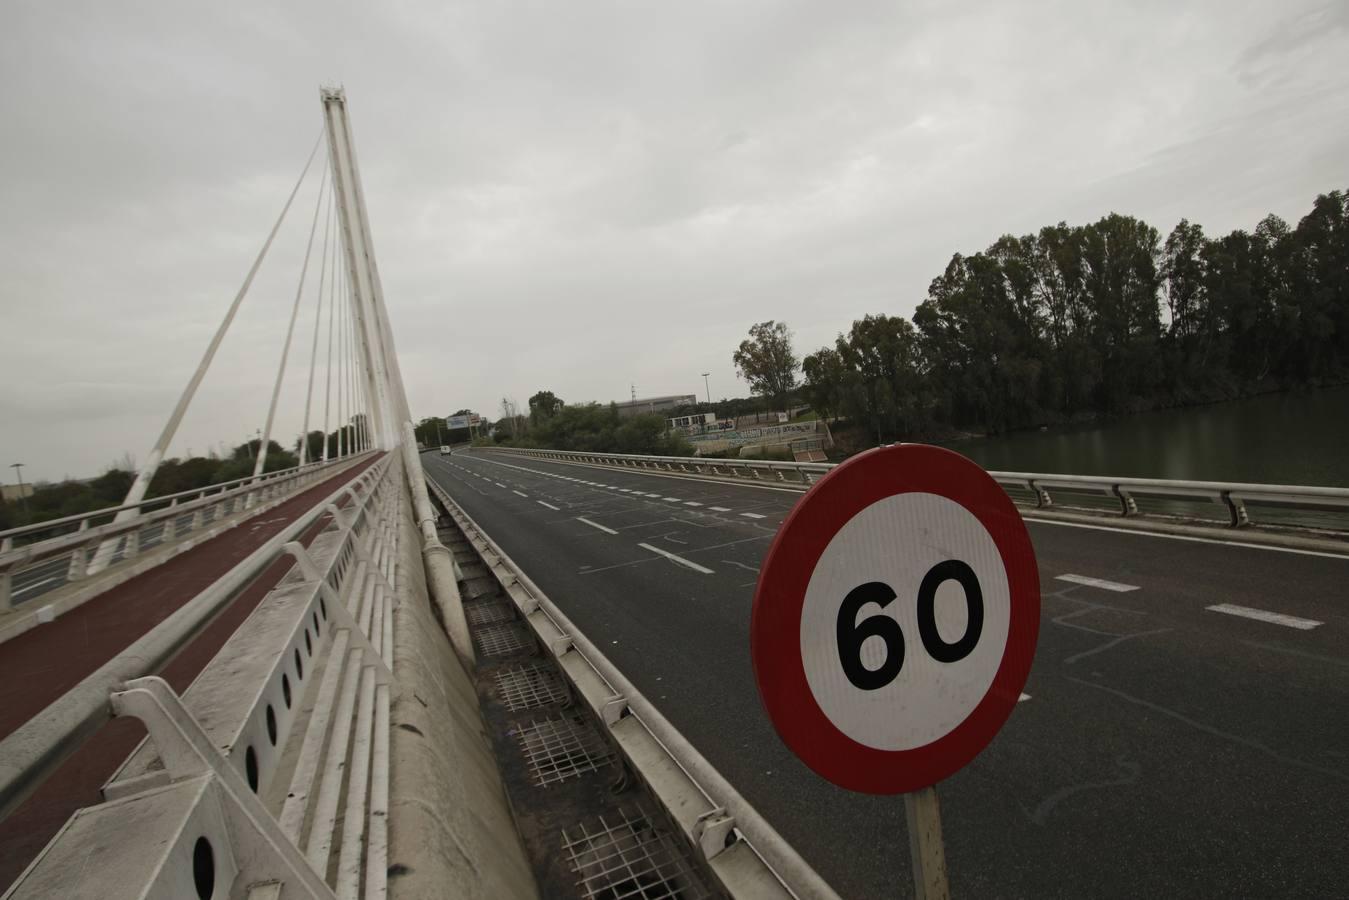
[751,443,1039,795]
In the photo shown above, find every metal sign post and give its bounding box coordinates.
[905,785,950,899]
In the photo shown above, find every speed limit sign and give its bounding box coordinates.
[751,443,1039,795]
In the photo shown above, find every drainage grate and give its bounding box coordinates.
[475,623,532,658]
[466,602,515,627]
[495,663,569,711]
[562,807,711,900]
[516,716,615,786]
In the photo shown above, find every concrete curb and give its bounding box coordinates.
[1022,508,1349,556]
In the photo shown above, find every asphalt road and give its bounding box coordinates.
[424,449,1349,900]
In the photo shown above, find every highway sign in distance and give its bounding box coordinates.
[751,443,1039,795]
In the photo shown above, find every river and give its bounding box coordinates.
[943,385,1349,488]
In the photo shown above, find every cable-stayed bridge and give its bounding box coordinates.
[1,89,1347,900]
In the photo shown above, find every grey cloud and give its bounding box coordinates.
[3,0,1348,482]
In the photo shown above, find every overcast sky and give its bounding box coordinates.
[2,1,1346,483]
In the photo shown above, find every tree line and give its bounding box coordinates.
[1,418,369,531]
[469,390,692,456]
[733,188,1348,444]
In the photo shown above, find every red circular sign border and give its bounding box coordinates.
[750,443,1040,794]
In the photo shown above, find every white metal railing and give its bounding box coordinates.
[485,446,1349,532]
[426,473,842,900]
[0,453,372,612]
[3,452,400,900]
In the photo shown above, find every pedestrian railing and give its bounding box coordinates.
[2,453,399,900]
[485,447,1349,532]
[0,453,371,612]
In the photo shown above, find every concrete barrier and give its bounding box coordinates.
[387,493,537,900]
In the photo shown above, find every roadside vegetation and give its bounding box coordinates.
[439,188,1348,467]
[734,188,1349,448]
[483,393,692,456]
[0,420,368,532]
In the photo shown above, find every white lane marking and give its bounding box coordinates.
[1055,574,1139,593]
[537,501,561,510]
[709,506,731,512]
[1019,693,1032,702]
[662,497,681,502]
[644,493,661,498]
[495,482,507,488]
[638,542,715,574]
[683,501,703,507]
[1028,517,1349,561]
[741,512,766,519]
[618,488,632,492]
[576,517,618,535]
[512,490,529,498]
[1206,603,1323,630]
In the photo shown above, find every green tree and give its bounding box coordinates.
[528,391,564,425]
[733,321,799,413]
[801,347,847,423]
[834,315,929,443]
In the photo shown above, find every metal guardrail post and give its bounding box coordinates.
[1221,491,1250,527]
[1027,480,1052,508]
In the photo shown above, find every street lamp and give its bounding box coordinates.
[701,373,711,405]
[9,462,28,512]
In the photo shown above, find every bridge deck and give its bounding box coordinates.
[0,455,379,889]
[427,449,1349,899]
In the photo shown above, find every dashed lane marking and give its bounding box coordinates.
[683,501,703,507]
[512,490,529,498]
[538,501,561,511]
[709,506,731,512]
[638,542,715,575]
[576,517,619,535]
[740,512,766,519]
[1206,603,1322,630]
[662,497,681,502]
[495,482,507,488]
[1055,574,1139,593]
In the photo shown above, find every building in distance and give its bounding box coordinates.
[613,394,696,418]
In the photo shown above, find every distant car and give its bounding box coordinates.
[439,445,451,455]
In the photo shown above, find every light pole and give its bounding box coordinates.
[701,373,711,405]
[9,462,28,512]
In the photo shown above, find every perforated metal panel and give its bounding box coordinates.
[516,716,615,786]
[466,602,514,627]
[562,807,711,900]
[474,623,531,658]
[494,664,569,711]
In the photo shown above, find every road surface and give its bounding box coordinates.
[426,448,1349,899]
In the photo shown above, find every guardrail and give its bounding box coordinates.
[3,452,398,900]
[484,446,1349,532]
[0,453,371,611]
[426,473,842,900]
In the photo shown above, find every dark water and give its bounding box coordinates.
[944,385,1349,487]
